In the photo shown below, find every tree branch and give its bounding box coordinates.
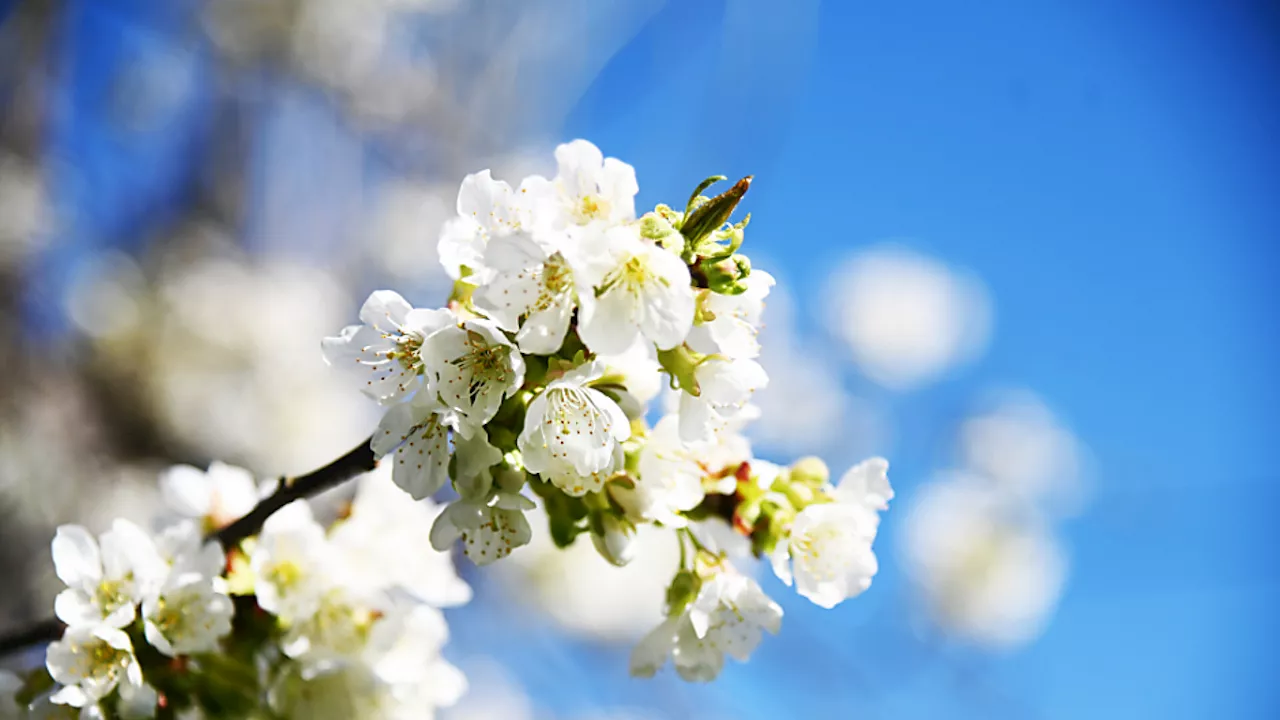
[0,438,378,657]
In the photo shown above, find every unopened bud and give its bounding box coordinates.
[703,254,752,295]
[789,457,830,488]
[591,514,637,567]
[494,466,527,495]
[665,570,702,616]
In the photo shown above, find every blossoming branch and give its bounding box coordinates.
[0,140,893,718]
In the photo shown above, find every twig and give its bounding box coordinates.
[0,438,378,657]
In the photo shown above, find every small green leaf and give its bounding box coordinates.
[684,175,728,217]
[680,176,752,249]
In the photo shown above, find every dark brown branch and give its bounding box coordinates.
[212,440,376,549]
[0,438,378,656]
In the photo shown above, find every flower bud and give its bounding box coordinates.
[591,514,637,567]
[789,457,830,488]
[640,210,682,253]
[665,569,702,616]
[494,465,527,495]
[703,254,752,295]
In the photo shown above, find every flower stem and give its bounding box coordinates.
[0,437,378,657]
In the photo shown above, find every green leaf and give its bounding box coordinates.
[679,176,752,250]
[684,175,728,217]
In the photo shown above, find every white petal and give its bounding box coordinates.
[49,685,89,708]
[357,290,413,333]
[599,157,638,220]
[770,542,794,587]
[834,457,894,510]
[428,510,462,551]
[555,140,605,199]
[157,465,213,519]
[629,617,679,677]
[52,525,101,588]
[438,217,486,279]
[578,287,638,355]
[515,292,574,355]
[54,590,100,626]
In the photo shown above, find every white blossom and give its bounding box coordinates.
[269,603,466,720]
[329,467,472,607]
[687,270,775,359]
[577,225,695,355]
[523,139,638,229]
[280,588,377,670]
[52,521,165,629]
[902,474,1067,647]
[370,394,458,501]
[142,573,234,656]
[363,603,467,716]
[596,336,663,405]
[631,568,782,682]
[321,291,454,405]
[429,488,535,566]
[422,317,525,432]
[45,625,146,711]
[152,521,226,581]
[249,501,330,621]
[158,461,260,531]
[437,170,531,281]
[620,415,708,527]
[678,358,768,444]
[825,246,992,390]
[518,361,630,496]
[471,230,584,355]
[770,458,892,609]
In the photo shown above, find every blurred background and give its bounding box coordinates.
[0,0,1277,717]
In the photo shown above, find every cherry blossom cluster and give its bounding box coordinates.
[323,140,895,681]
[13,463,469,719]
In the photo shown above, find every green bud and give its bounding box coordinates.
[639,211,682,254]
[494,465,527,495]
[665,570,702,616]
[789,457,830,488]
[680,176,751,249]
[703,254,752,295]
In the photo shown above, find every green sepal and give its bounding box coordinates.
[656,344,704,397]
[665,570,702,617]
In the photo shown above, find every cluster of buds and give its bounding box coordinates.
[10,463,469,719]
[324,140,895,681]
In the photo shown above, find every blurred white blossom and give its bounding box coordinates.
[960,390,1089,514]
[902,474,1067,648]
[825,245,992,390]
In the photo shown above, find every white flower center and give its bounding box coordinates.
[573,193,611,224]
[794,523,849,584]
